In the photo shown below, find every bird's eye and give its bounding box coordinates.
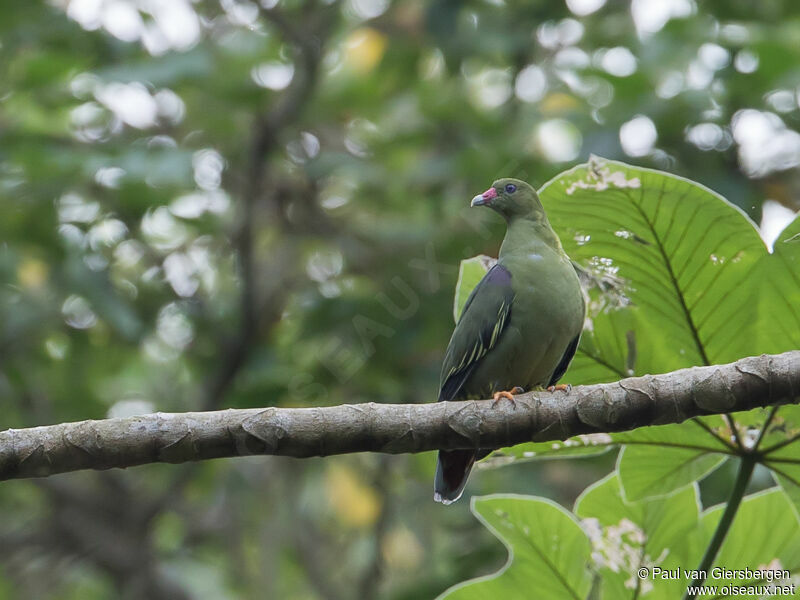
[505,184,516,194]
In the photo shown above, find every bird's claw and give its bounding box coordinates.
[492,387,524,408]
[546,383,572,393]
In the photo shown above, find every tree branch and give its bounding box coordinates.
[1,352,798,481]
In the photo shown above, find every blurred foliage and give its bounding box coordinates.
[1,0,800,598]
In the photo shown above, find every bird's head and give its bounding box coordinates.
[471,178,544,222]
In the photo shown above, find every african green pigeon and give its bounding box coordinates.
[434,178,586,504]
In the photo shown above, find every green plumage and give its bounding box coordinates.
[434,178,586,504]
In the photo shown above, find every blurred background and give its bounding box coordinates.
[2,0,800,598]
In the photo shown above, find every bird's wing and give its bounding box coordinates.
[439,264,514,401]
[547,333,581,388]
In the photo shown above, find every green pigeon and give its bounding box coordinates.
[434,178,586,504]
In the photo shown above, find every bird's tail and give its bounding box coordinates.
[434,449,476,504]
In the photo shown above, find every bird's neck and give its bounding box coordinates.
[499,217,564,258]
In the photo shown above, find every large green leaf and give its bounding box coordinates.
[617,445,727,502]
[575,473,700,599]
[751,405,800,464]
[697,489,800,593]
[439,495,593,600]
[754,216,800,354]
[753,405,800,519]
[500,433,615,461]
[452,255,496,322]
[773,467,800,523]
[505,412,734,474]
[615,418,733,501]
[539,156,766,373]
[568,309,635,384]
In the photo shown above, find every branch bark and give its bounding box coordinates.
[1,351,798,481]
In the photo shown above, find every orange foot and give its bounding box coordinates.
[492,386,524,408]
[547,383,572,393]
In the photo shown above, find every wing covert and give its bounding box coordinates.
[547,333,581,388]
[438,264,514,401]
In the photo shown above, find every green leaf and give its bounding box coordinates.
[699,489,800,590]
[755,216,800,354]
[539,156,766,373]
[504,412,736,468]
[568,309,635,384]
[452,255,495,323]
[439,495,593,600]
[748,406,800,462]
[501,433,615,461]
[751,405,800,519]
[576,473,700,555]
[619,446,727,502]
[773,468,800,523]
[575,473,700,599]
[614,416,736,451]
[616,420,732,501]
[720,405,800,519]
[509,415,733,476]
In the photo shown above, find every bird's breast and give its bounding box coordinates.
[507,254,584,384]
